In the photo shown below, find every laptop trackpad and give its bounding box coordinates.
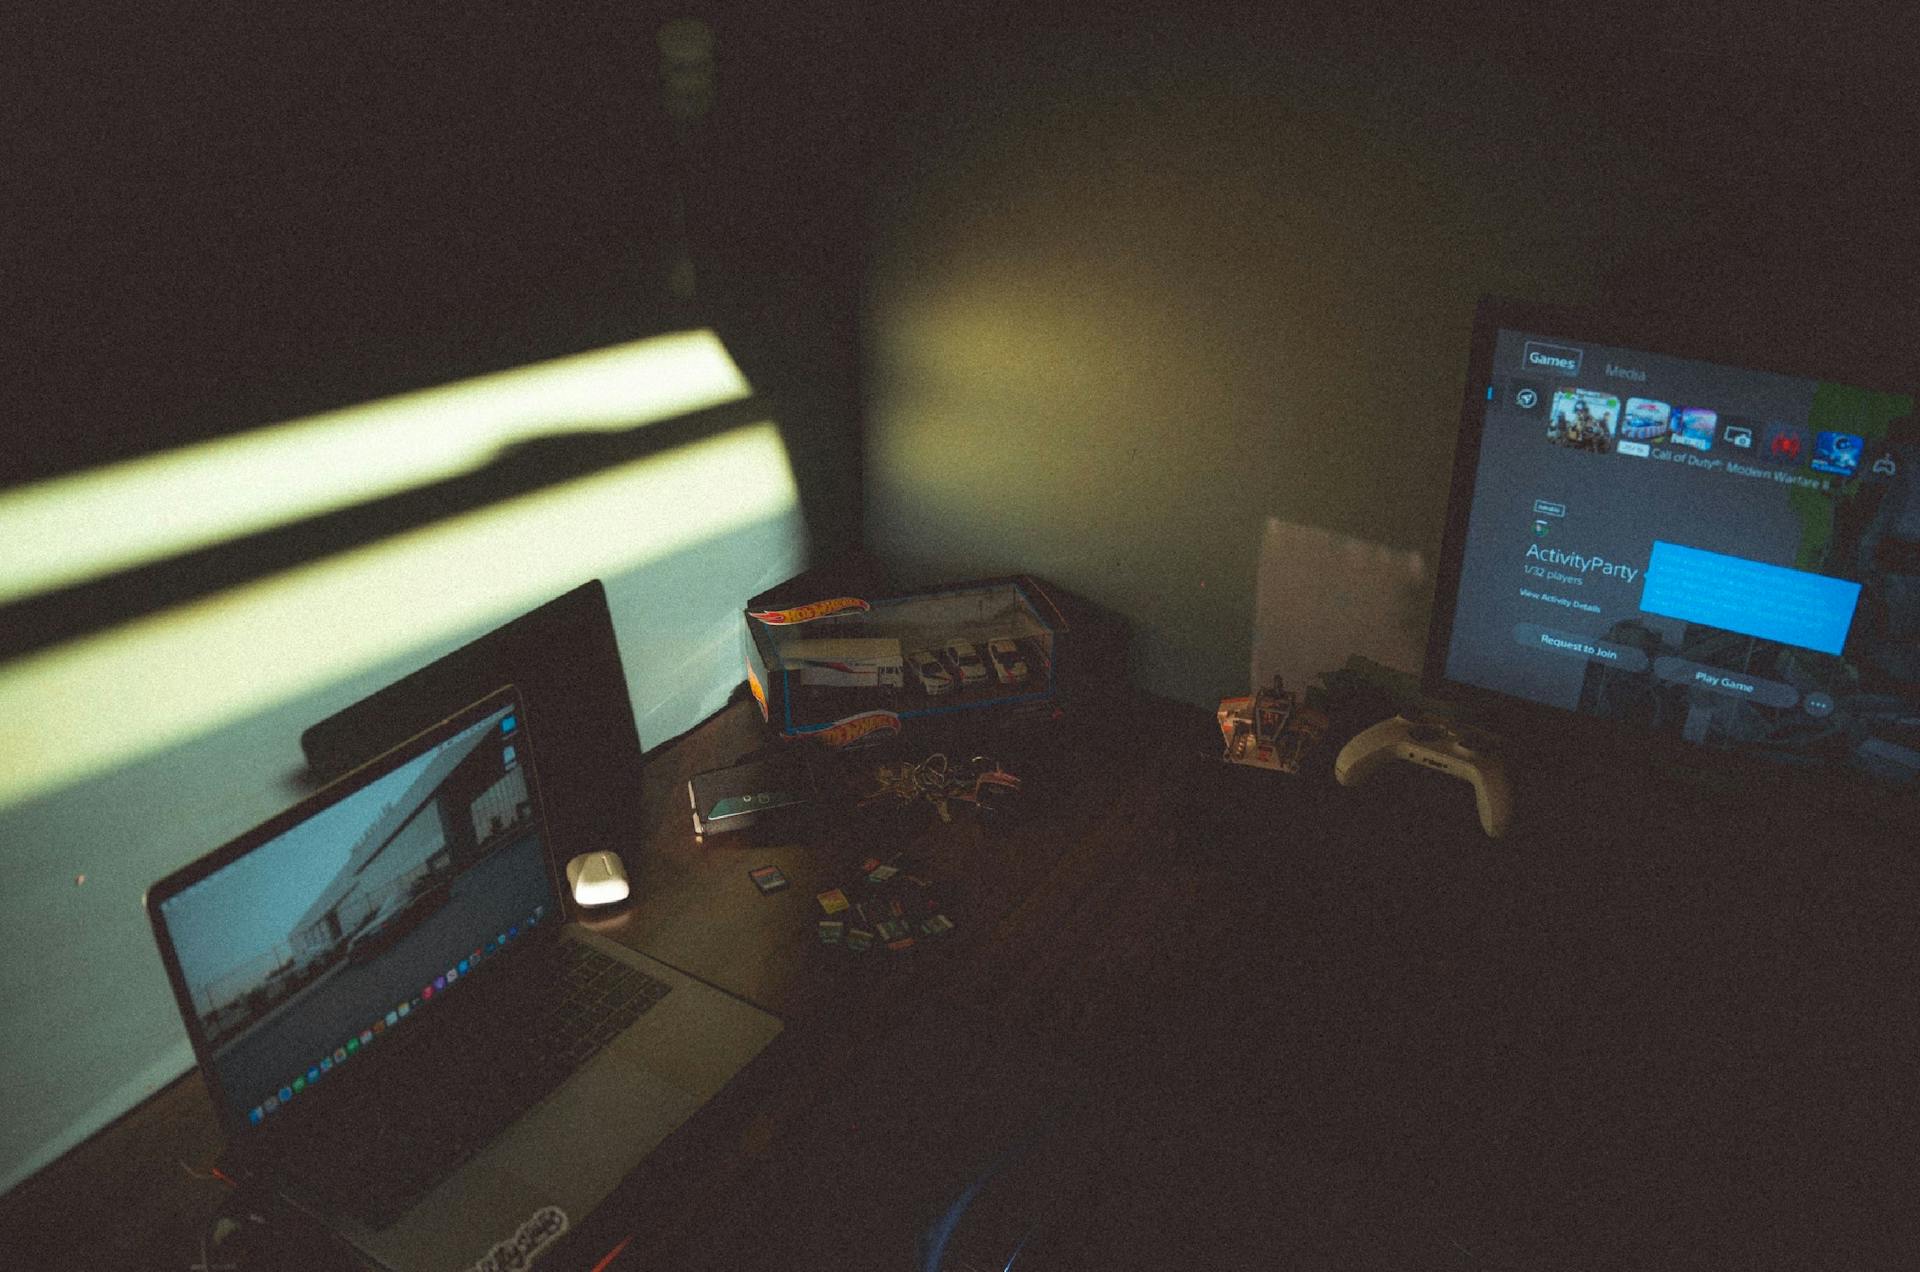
[494,1054,702,1194]
[364,1056,702,1272]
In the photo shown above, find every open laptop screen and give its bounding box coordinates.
[148,689,562,1137]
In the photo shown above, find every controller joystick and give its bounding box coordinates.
[1334,715,1514,838]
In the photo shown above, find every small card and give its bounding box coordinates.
[866,864,900,884]
[817,920,844,944]
[886,937,915,952]
[845,928,874,952]
[749,866,789,894]
[816,888,850,915]
[920,914,954,936]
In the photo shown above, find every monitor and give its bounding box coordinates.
[1428,297,1920,792]
[299,580,644,862]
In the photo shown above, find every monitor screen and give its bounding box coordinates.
[150,691,558,1136]
[1429,299,1920,788]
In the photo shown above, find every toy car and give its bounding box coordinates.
[908,649,955,695]
[986,638,1028,684]
[945,642,990,686]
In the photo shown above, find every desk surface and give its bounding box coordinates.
[7,693,1918,1269]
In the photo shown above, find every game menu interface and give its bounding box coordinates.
[1443,326,1920,783]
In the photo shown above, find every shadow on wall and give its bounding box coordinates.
[0,331,761,659]
[0,331,804,807]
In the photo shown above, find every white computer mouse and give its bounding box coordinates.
[564,850,630,908]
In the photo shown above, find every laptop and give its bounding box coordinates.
[145,686,782,1271]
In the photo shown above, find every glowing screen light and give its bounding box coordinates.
[0,329,753,604]
[0,421,802,807]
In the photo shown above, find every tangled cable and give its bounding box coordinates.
[859,753,1022,821]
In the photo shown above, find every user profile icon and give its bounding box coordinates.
[1510,379,1545,415]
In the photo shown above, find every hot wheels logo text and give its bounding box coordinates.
[813,711,902,748]
[748,597,872,625]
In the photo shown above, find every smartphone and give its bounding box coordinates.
[687,754,812,836]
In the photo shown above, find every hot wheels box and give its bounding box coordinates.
[744,576,1071,746]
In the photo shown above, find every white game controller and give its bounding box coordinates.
[1334,715,1514,838]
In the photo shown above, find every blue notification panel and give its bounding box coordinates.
[1639,541,1860,655]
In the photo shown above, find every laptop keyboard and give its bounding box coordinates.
[541,938,675,1064]
[306,940,672,1229]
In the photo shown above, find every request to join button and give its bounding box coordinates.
[1652,656,1800,708]
[1513,624,1650,671]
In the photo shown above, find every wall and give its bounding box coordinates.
[862,13,1919,706]
[0,4,872,1195]
[11,1,871,556]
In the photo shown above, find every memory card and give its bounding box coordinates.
[749,865,789,894]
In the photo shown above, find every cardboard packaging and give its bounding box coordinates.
[744,576,1071,746]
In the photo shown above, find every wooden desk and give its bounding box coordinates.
[0,690,1199,1270]
[8,693,1916,1269]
